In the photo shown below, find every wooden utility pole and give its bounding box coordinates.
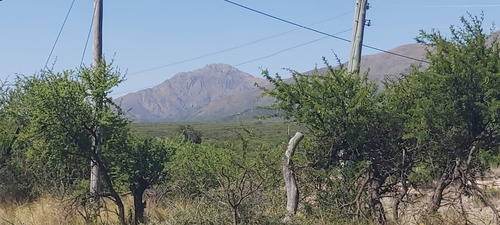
[93,0,103,66]
[90,0,103,196]
[347,0,368,74]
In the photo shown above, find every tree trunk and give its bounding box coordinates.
[232,207,239,225]
[102,167,125,225]
[91,150,126,225]
[132,178,149,225]
[392,183,408,222]
[283,132,304,223]
[428,171,452,215]
[368,173,387,225]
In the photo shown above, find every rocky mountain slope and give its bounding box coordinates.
[116,64,270,122]
[117,44,428,122]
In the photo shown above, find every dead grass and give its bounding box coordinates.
[382,174,500,225]
[0,195,230,225]
[0,196,79,225]
[0,196,136,225]
[3,169,500,225]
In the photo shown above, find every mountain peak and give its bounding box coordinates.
[117,63,267,122]
[202,63,240,74]
[117,41,434,122]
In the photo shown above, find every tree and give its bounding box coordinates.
[0,80,16,169]
[259,60,405,224]
[169,127,277,225]
[392,14,500,221]
[105,134,172,225]
[0,81,28,203]
[177,124,203,144]
[14,60,129,224]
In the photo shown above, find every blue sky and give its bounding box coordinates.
[1,1,499,97]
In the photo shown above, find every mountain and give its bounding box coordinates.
[358,44,427,84]
[117,44,427,122]
[116,64,270,122]
[117,31,500,122]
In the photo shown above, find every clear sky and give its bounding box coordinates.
[1,1,499,97]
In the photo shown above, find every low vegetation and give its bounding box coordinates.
[132,121,304,146]
[2,15,500,225]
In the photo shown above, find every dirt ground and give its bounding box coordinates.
[382,169,500,225]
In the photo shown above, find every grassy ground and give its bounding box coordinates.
[132,120,306,147]
[5,122,500,224]
[3,188,500,225]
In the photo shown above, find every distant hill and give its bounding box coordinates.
[116,64,270,122]
[116,30,500,122]
[358,44,427,84]
[117,44,428,122]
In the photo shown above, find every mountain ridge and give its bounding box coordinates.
[117,63,269,122]
[117,43,428,122]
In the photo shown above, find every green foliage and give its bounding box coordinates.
[259,59,409,223]
[0,60,133,224]
[14,62,126,163]
[400,14,500,177]
[260,60,380,169]
[167,124,282,224]
[177,124,203,144]
[478,148,500,168]
[0,80,13,168]
[105,133,172,193]
[407,163,433,187]
[3,13,500,225]
[382,14,500,216]
[132,121,303,147]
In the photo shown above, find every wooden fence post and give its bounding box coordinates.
[283,132,304,223]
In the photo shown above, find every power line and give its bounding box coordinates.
[127,29,303,75]
[112,28,351,98]
[224,0,351,43]
[236,37,328,66]
[111,86,154,98]
[393,4,500,8]
[80,3,96,68]
[44,0,77,70]
[236,28,351,66]
[128,11,352,76]
[223,0,430,64]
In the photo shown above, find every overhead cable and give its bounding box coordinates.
[224,0,430,64]
[80,3,96,68]
[235,28,352,66]
[44,0,77,70]
[128,11,352,76]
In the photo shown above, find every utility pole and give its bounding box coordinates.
[90,0,103,196]
[93,0,103,66]
[347,0,369,74]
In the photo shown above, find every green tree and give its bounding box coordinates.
[0,80,15,169]
[0,81,27,203]
[13,61,129,224]
[392,14,500,220]
[177,124,203,144]
[105,133,172,225]
[259,60,406,224]
[169,127,279,225]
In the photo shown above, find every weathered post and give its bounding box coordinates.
[283,132,304,223]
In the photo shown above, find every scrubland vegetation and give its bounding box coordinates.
[2,15,500,225]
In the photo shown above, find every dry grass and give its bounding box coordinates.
[0,196,79,225]
[381,174,500,225]
[0,196,136,225]
[3,171,500,225]
[0,196,230,225]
